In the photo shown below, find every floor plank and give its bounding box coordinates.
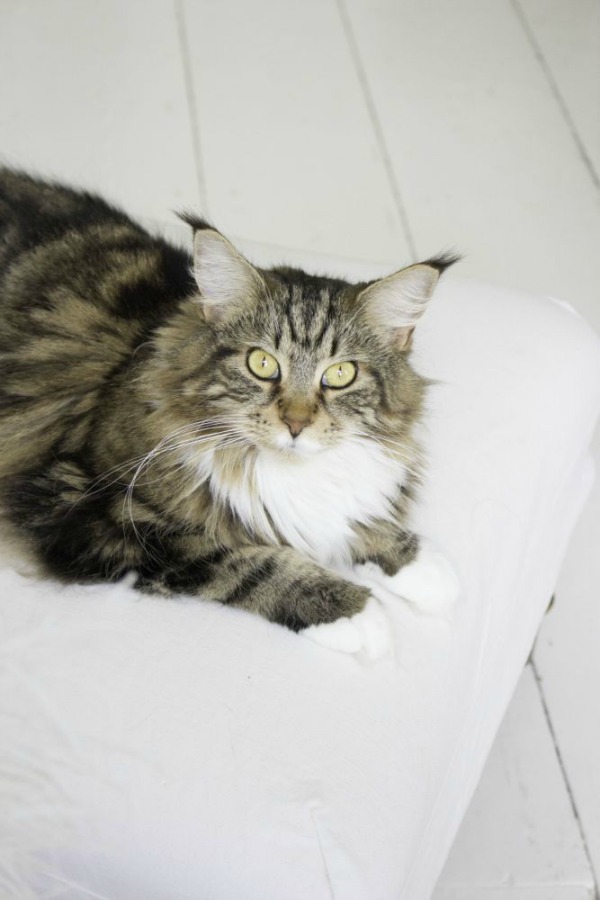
[508,5,600,887]
[533,430,600,886]
[516,0,600,182]
[342,0,600,315]
[180,0,411,262]
[0,0,198,223]
[434,666,595,899]
[435,887,594,900]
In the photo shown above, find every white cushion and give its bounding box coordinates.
[1,272,599,900]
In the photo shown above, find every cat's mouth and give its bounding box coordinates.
[272,431,323,457]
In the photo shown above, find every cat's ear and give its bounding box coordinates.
[357,254,459,350]
[179,214,266,322]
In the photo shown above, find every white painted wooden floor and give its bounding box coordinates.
[0,1,598,897]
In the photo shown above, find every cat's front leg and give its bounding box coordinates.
[136,544,390,658]
[350,528,460,616]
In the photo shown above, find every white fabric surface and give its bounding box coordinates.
[1,275,599,900]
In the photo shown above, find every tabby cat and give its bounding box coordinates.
[0,170,459,656]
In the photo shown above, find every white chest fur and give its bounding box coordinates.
[201,439,405,568]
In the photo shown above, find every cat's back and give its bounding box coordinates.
[0,170,193,476]
[0,169,192,310]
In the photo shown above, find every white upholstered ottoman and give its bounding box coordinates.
[1,258,599,900]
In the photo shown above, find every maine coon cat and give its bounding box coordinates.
[0,170,459,657]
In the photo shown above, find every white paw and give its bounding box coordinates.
[302,597,392,660]
[387,545,460,615]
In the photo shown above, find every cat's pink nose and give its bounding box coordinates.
[284,416,310,438]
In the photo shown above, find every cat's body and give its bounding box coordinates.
[0,170,458,653]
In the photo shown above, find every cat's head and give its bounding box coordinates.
[152,217,456,464]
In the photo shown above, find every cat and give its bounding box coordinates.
[0,169,459,657]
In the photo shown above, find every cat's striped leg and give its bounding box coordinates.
[4,458,388,656]
[385,540,460,615]
[2,456,147,581]
[350,524,460,616]
[354,547,460,617]
[136,543,391,654]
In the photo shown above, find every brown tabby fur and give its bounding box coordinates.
[0,169,454,632]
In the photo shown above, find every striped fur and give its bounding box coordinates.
[0,170,455,632]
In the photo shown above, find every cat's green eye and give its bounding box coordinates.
[321,361,357,389]
[247,348,280,381]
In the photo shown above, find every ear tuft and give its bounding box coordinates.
[176,210,214,232]
[421,251,462,274]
